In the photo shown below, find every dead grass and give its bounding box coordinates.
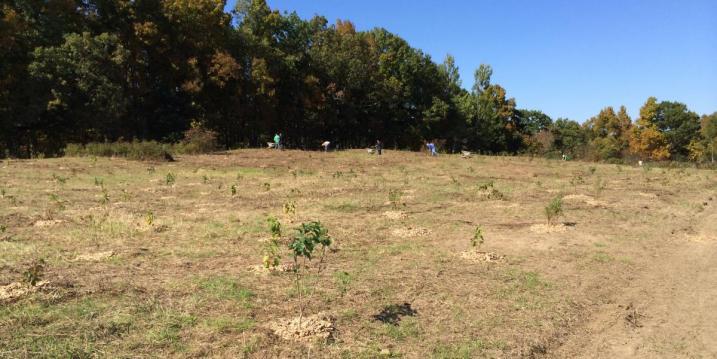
[1,149,715,357]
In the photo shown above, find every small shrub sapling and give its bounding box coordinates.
[263,216,282,269]
[545,195,564,226]
[288,221,332,325]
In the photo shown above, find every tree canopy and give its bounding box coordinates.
[0,0,711,161]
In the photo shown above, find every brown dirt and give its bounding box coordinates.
[459,250,505,262]
[551,210,717,358]
[0,281,48,302]
[269,313,336,341]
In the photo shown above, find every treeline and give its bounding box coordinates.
[1,0,715,161]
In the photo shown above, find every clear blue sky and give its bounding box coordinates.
[226,0,717,122]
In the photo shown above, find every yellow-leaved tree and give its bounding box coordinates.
[629,97,671,160]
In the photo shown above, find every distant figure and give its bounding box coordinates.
[638,160,643,167]
[273,133,280,150]
[426,141,437,156]
[321,141,330,152]
[375,140,383,155]
[562,153,568,161]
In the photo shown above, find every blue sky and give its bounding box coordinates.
[226,0,717,122]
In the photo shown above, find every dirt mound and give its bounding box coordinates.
[33,219,64,227]
[269,313,335,341]
[530,223,573,234]
[460,250,505,262]
[74,251,115,261]
[392,227,430,238]
[248,263,297,274]
[0,281,48,301]
[383,211,407,220]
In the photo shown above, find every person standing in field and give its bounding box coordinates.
[375,140,383,155]
[426,141,437,156]
[273,133,280,149]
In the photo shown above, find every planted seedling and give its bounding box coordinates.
[231,184,237,196]
[263,216,282,269]
[471,225,484,248]
[283,200,297,221]
[288,221,332,325]
[23,259,45,286]
[146,211,154,226]
[545,195,564,226]
[166,172,176,186]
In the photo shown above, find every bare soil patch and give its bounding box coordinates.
[269,313,335,341]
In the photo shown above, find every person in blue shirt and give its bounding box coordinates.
[426,141,437,156]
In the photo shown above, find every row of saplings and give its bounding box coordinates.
[258,194,565,339]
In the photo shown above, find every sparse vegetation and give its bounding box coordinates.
[388,189,403,209]
[165,172,176,186]
[23,258,46,286]
[545,195,564,226]
[1,149,714,357]
[471,225,485,248]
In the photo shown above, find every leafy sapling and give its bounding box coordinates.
[471,225,485,248]
[263,216,282,269]
[288,221,332,325]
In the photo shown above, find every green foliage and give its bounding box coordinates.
[230,184,237,196]
[263,216,282,269]
[283,200,297,219]
[23,259,46,286]
[100,188,110,205]
[165,173,176,186]
[545,195,564,226]
[471,225,484,248]
[198,276,255,303]
[146,211,155,226]
[0,0,706,165]
[289,221,331,261]
[267,216,281,239]
[476,181,505,200]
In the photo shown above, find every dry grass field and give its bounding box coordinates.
[1,149,716,358]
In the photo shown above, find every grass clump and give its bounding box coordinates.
[197,276,254,304]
